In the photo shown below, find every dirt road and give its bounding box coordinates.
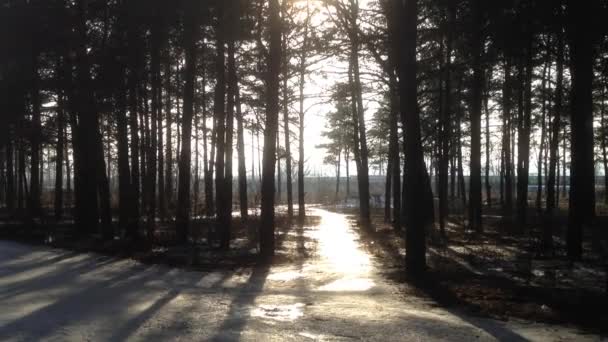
[0,209,598,341]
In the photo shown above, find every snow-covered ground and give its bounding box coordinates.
[0,209,601,341]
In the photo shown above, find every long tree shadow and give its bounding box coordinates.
[0,248,80,277]
[108,269,236,341]
[0,254,117,300]
[0,261,167,341]
[209,262,271,341]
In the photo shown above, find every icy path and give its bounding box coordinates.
[0,209,599,341]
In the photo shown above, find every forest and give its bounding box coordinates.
[0,0,608,340]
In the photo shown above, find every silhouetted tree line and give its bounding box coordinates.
[0,0,607,273]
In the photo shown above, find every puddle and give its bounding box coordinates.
[250,303,305,322]
[316,278,375,292]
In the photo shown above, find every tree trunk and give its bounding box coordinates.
[236,75,248,222]
[30,54,42,218]
[176,0,199,243]
[566,0,596,260]
[384,149,392,222]
[213,7,227,247]
[502,58,514,216]
[536,45,551,212]
[74,0,103,236]
[516,35,533,228]
[297,4,310,222]
[484,70,492,208]
[260,0,282,257]
[221,39,236,249]
[127,1,141,238]
[600,80,607,205]
[54,91,66,220]
[395,0,431,275]
[468,0,483,233]
[438,1,453,235]
[281,23,294,220]
[350,29,371,227]
[547,27,564,214]
[164,59,173,216]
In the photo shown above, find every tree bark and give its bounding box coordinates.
[468,0,483,233]
[260,0,282,257]
[396,0,431,275]
[236,76,248,222]
[566,0,596,260]
[281,16,294,220]
[176,0,199,243]
[30,54,42,217]
[502,58,514,216]
[54,87,66,220]
[213,5,227,247]
[516,33,533,228]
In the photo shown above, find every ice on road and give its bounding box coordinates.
[0,209,598,341]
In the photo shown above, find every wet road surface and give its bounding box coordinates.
[0,209,598,341]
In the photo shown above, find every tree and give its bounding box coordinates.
[176,0,200,243]
[393,0,433,275]
[468,0,483,233]
[566,0,598,260]
[260,0,282,257]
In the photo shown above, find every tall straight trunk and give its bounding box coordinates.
[384,150,392,222]
[54,92,66,220]
[193,91,200,217]
[562,127,567,198]
[208,73,218,217]
[390,85,401,230]
[281,28,294,220]
[148,18,162,238]
[176,0,199,243]
[65,125,71,197]
[468,0,483,233]
[213,9,227,246]
[74,0,103,236]
[547,27,564,213]
[438,2,453,234]
[502,58,514,215]
[395,0,431,275]
[260,0,281,257]
[30,54,42,217]
[127,3,141,234]
[277,135,281,201]
[600,81,607,205]
[97,129,112,238]
[456,82,466,209]
[236,78,248,222]
[297,2,310,222]
[345,148,350,199]
[450,154,456,200]
[349,62,363,208]
[222,39,237,249]
[164,59,173,215]
[566,0,596,260]
[116,65,132,234]
[536,46,551,212]
[18,142,26,215]
[204,83,214,217]
[157,61,166,221]
[484,70,492,208]
[516,35,533,227]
